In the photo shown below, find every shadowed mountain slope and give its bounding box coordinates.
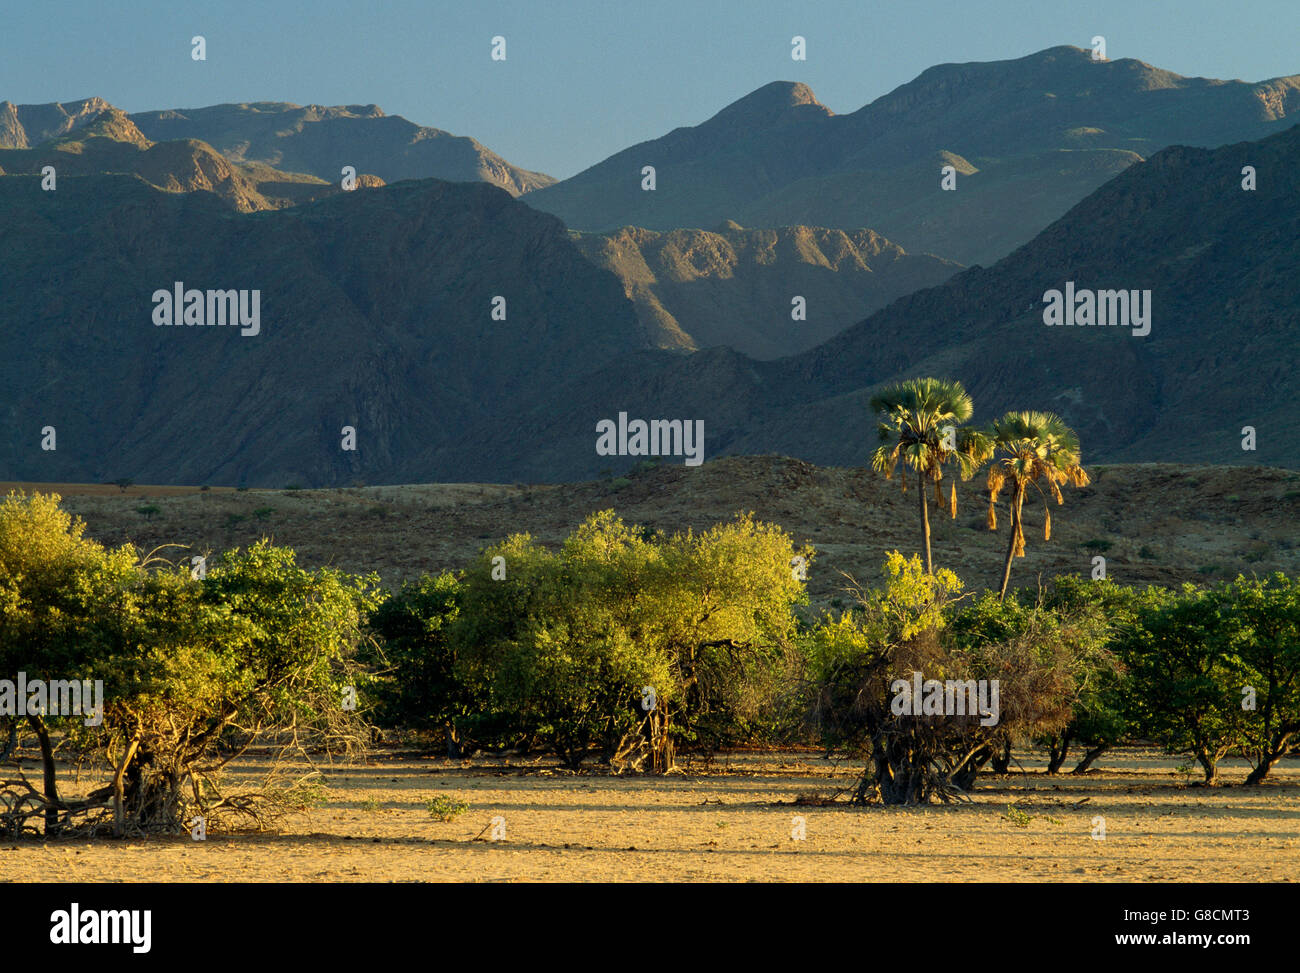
[0,176,640,486]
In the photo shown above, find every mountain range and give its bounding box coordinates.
[2,47,1297,485]
[0,105,374,212]
[0,97,551,198]
[524,46,1300,266]
[502,122,1300,480]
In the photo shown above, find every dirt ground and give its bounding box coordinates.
[4,746,1297,883]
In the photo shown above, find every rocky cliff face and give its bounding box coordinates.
[572,222,959,358]
[0,97,114,148]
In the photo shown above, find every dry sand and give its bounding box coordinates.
[4,747,1297,883]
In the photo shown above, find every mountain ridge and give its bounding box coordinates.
[129,100,556,197]
[524,46,1300,265]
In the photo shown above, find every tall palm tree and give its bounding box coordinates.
[870,378,990,574]
[985,411,1090,600]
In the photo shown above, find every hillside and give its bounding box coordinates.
[3,102,1295,487]
[524,47,1300,265]
[17,456,1299,605]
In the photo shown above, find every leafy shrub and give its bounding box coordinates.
[425,795,469,822]
[0,493,382,838]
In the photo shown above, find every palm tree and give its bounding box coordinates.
[870,378,991,574]
[985,411,1090,600]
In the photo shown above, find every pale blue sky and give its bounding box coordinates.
[3,0,1297,178]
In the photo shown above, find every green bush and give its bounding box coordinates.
[0,491,382,837]
[425,795,469,822]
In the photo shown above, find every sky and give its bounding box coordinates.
[3,0,1298,179]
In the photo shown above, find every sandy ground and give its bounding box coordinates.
[4,746,1298,883]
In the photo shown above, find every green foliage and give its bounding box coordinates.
[425,795,469,822]
[426,510,809,766]
[0,493,383,835]
[1003,804,1032,828]
[1116,582,1246,782]
[136,504,160,520]
[365,572,470,743]
[1216,574,1300,780]
[809,554,1118,803]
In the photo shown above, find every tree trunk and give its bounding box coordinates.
[112,738,140,837]
[1195,746,1219,785]
[444,722,462,759]
[1243,758,1278,786]
[1046,735,1070,774]
[990,738,1012,774]
[918,470,932,574]
[0,719,16,761]
[1243,734,1292,785]
[1071,745,1108,775]
[869,731,931,805]
[952,744,992,792]
[649,708,674,773]
[27,715,60,835]
[998,487,1022,599]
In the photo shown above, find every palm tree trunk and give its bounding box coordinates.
[918,470,932,573]
[998,485,1021,599]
